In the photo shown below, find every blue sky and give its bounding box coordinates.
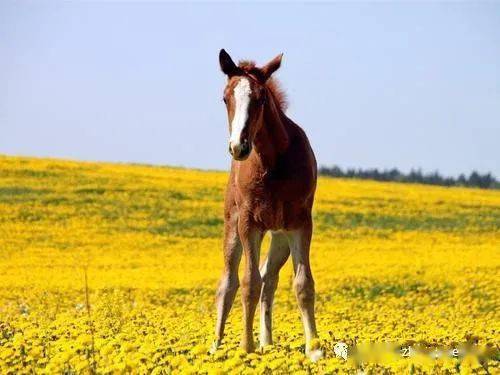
[1,2,499,176]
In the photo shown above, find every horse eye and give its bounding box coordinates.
[223,97,227,104]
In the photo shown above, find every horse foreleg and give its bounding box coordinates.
[287,220,323,361]
[213,212,242,352]
[239,221,263,353]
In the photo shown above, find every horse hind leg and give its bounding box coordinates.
[259,232,290,348]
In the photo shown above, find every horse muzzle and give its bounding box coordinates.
[229,139,251,161]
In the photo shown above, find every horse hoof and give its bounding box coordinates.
[258,343,272,353]
[308,349,324,362]
[239,341,255,353]
[209,340,220,355]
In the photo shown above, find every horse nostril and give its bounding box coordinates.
[241,140,249,153]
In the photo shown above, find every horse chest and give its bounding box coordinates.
[235,179,301,231]
[232,153,315,231]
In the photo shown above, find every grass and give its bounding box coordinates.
[0,155,498,374]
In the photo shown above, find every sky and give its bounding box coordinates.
[1,2,499,177]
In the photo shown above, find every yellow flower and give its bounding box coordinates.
[0,155,497,374]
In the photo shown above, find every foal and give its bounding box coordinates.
[213,49,322,361]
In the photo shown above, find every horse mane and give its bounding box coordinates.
[238,60,288,112]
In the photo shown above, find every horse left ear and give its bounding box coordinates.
[260,53,283,81]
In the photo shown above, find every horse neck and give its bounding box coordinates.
[252,90,290,169]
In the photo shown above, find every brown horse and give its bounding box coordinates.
[212,49,322,361]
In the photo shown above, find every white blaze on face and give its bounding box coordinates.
[230,78,252,146]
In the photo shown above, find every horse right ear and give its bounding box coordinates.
[219,49,238,76]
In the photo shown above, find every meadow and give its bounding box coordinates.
[0,155,498,374]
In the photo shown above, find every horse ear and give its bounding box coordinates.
[260,53,283,81]
[219,49,238,76]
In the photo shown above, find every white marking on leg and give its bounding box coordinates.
[230,78,251,147]
[259,258,270,345]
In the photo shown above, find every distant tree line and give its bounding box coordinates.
[318,165,500,189]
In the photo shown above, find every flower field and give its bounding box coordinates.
[0,155,498,374]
